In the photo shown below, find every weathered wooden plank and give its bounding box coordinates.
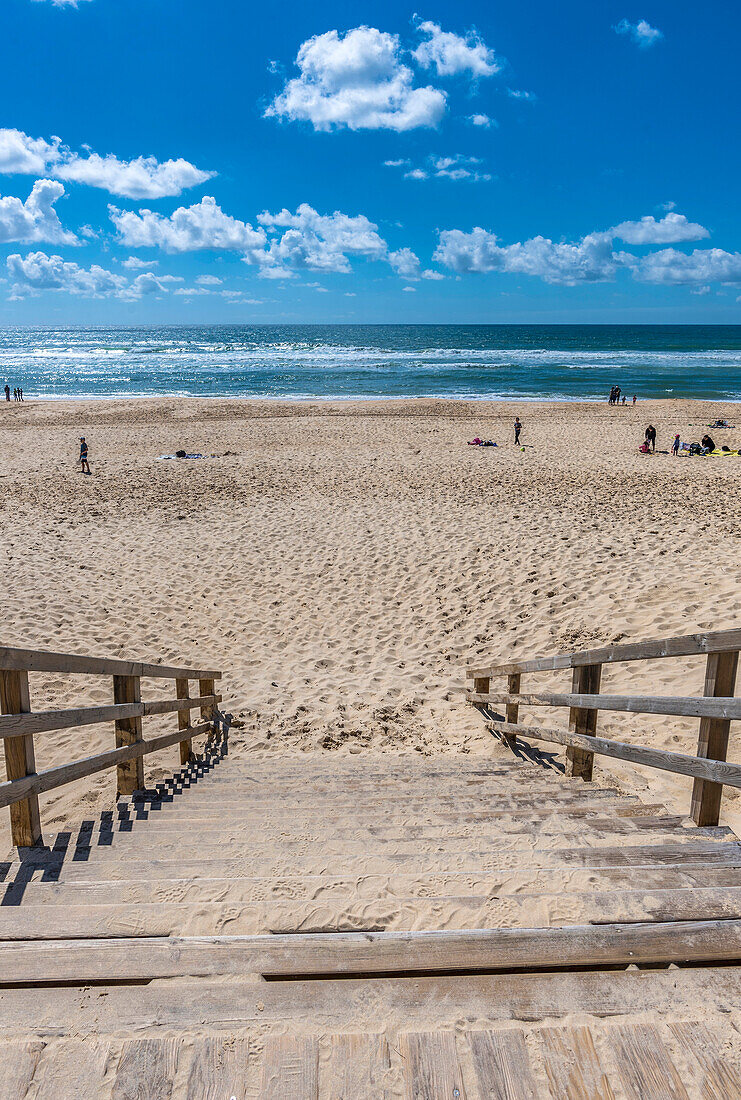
[469,1029,539,1099]
[668,1021,741,1099]
[4,920,741,983]
[0,645,221,680]
[184,1035,248,1100]
[325,1034,391,1098]
[0,1040,45,1099]
[504,672,520,745]
[0,695,220,740]
[466,627,741,678]
[1,969,740,1037]
[199,677,217,741]
[0,722,211,812]
[538,1025,615,1099]
[692,650,740,826]
[259,1037,318,1100]
[112,1038,181,1100]
[113,675,144,795]
[486,719,741,791]
[399,1032,466,1099]
[471,690,741,721]
[605,1024,689,1099]
[29,1038,110,1099]
[1,669,42,848]
[565,663,601,781]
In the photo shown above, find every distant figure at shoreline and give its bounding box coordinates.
[514,417,522,445]
[79,437,90,475]
[632,395,637,406]
[3,383,9,402]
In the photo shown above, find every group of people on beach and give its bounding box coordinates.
[4,383,23,402]
[608,386,636,406]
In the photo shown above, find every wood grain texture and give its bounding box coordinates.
[604,1024,689,1100]
[325,1034,392,1099]
[538,1025,615,1100]
[691,650,740,826]
[259,1037,318,1100]
[0,1040,45,1100]
[0,695,220,740]
[472,690,741,720]
[668,1021,741,1100]
[112,1038,181,1100]
[399,1032,466,1100]
[469,1029,539,1099]
[466,627,741,677]
[113,675,144,796]
[184,1035,248,1100]
[565,663,601,781]
[0,669,42,848]
[176,677,192,767]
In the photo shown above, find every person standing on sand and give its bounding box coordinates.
[79,437,90,474]
[645,425,657,453]
[18,388,23,402]
[672,434,680,456]
[632,395,637,406]
[4,383,9,402]
[514,417,522,445]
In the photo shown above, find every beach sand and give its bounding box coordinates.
[1,395,740,850]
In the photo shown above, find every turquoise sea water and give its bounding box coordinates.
[1,325,740,401]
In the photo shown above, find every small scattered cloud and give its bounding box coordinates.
[121,256,158,269]
[389,153,491,182]
[467,113,496,128]
[614,18,663,48]
[412,19,499,78]
[611,212,710,245]
[402,285,416,292]
[507,88,536,101]
[32,0,92,6]
[196,274,223,285]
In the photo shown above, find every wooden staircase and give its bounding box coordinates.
[3,739,741,1096]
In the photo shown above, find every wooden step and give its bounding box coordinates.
[4,884,741,939]
[5,861,741,908]
[3,919,741,984]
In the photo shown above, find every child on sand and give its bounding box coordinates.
[672,434,680,456]
[514,417,522,445]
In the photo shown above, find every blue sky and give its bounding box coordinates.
[1,0,739,323]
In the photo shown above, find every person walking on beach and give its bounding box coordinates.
[514,417,522,445]
[79,436,90,475]
[672,434,680,456]
[645,425,657,453]
[4,383,9,402]
[18,387,23,402]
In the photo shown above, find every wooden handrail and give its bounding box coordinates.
[469,691,741,721]
[465,627,739,828]
[466,627,741,679]
[0,645,221,680]
[0,647,224,848]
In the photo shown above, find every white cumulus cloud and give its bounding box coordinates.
[389,247,422,279]
[611,212,709,244]
[257,203,388,274]
[412,20,499,78]
[7,250,173,299]
[196,274,223,285]
[0,129,213,198]
[468,113,495,128]
[614,18,663,48]
[632,248,741,285]
[265,26,446,131]
[0,180,77,245]
[110,196,267,257]
[434,227,619,285]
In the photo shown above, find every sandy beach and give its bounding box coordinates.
[1,396,740,850]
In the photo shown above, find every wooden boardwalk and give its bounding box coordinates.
[2,740,741,1097]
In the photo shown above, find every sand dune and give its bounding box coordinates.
[1,396,740,850]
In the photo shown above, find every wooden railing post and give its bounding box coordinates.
[504,673,521,745]
[199,677,217,744]
[0,670,42,848]
[564,663,602,781]
[690,650,739,827]
[113,675,144,795]
[176,677,192,765]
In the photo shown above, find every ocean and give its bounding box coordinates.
[2,324,740,401]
